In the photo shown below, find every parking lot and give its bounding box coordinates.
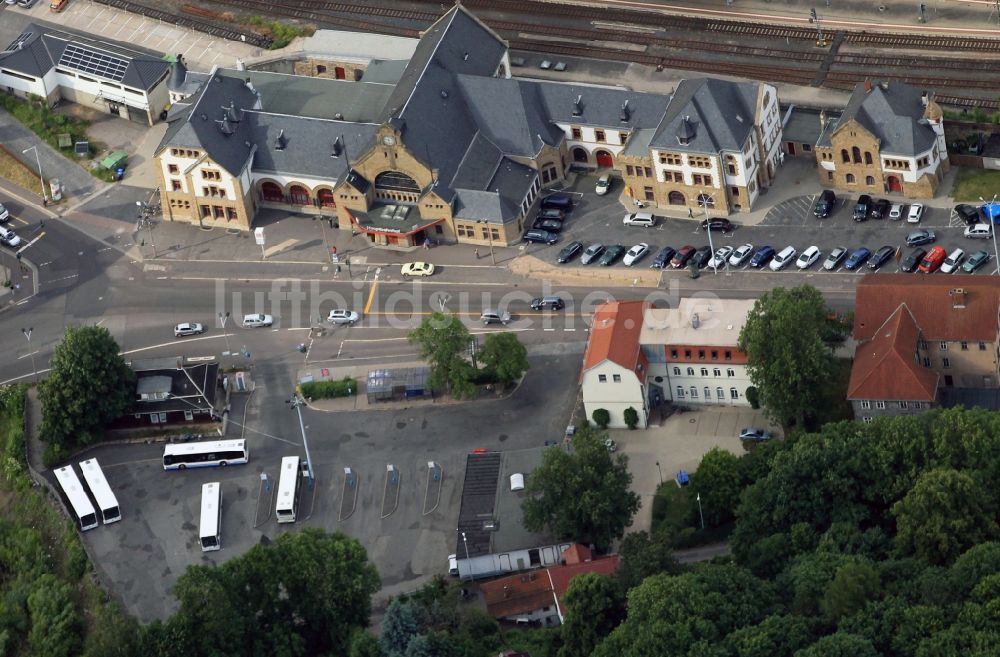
[71,353,580,621]
[526,171,994,277]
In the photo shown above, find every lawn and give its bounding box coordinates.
[951,167,1000,202]
[0,144,47,194]
[650,480,732,548]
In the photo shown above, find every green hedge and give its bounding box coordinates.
[300,377,356,399]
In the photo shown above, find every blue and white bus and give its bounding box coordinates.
[163,440,248,470]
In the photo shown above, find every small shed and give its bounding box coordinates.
[366,367,431,403]
[100,150,128,170]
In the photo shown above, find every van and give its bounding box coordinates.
[49,0,67,11]
[813,190,836,218]
[622,212,655,227]
[769,246,797,271]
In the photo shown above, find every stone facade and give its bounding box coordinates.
[293,58,365,81]
[852,398,935,423]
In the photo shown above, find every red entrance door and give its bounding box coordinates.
[335,66,346,79]
[887,176,902,193]
[787,142,796,155]
[595,150,613,168]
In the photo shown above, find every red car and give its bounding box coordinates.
[918,246,947,273]
[670,245,696,268]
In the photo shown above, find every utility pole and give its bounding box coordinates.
[287,394,317,489]
[700,190,719,275]
[696,492,705,529]
[980,195,1000,275]
[809,8,826,46]
[135,201,157,257]
[21,146,47,204]
[21,327,36,383]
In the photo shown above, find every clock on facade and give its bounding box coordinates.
[382,135,396,146]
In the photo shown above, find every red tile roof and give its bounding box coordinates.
[582,301,648,375]
[481,571,555,619]
[549,556,620,618]
[854,274,1000,342]
[848,305,939,401]
[561,543,592,565]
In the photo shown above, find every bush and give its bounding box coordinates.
[299,377,357,399]
[592,408,610,429]
[623,407,639,430]
[745,386,760,410]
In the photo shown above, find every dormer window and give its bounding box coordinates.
[677,116,695,146]
[274,129,286,151]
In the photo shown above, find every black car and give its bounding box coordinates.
[556,241,583,263]
[869,198,890,220]
[538,208,565,221]
[541,193,573,211]
[854,194,872,221]
[523,229,558,245]
[900,248,927,272]
[813,189,836,218]
[868,245,895,270]
[651,246,676,269]
[691,245,713,268]
[955,204,982,225]
[700,218,733,232]
[906,229,936,247]
[533,218,563,232]
[530,296,565,311]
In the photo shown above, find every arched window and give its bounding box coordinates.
[668,191,686,205]
[690,387,698,399]
[700,368,708,376]
[676,386,685,398]
[852,146,862,163]
[572,147,589,163]
[704,386,711,400]
[841,149,850,163]
[716,387,724,400]
[374,171,420,194]
[687,367,695,376]
[317,188,335,208]
[289,184,309,205]
[846,173,856,184]
[697,193,715,209]
[673,367,681,376]
[730,387,739,400]
[864,151,873,165]
[261,181,283,202]
[865,175,875,185]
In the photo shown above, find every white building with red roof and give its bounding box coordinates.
[580,301,650,428]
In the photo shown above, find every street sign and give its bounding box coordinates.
[254,227,266,245]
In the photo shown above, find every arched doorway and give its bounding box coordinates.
[317,188,336,208]
[261,181,283,202]
[289,184,310,205]
[572,147,588,163]
[668,191,686,206]
[595,150,613,168]
[887,175,902,193]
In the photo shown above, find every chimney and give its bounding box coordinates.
[950,288,967,309]
[864,79,873,93]
[504,585,511,598]
[691,313,700,329]
[819,109,826,129]
[169,54,188,89]
[331,138,342,158]
[572,95,583,117]
[921,91,928,107]
[274,129,286,151]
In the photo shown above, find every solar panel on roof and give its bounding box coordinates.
[4,32,33,53]
[58,43,129,83]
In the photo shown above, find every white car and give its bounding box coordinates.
[242,313,273,328]
[622,243,649,266]
[907,203,925,223]
[0,202,8,223]
[708,246,733,269]
[401,261,435,277]
[729,244,754,267]
[769,246,797,271]
[796,245,821,269]
[965,224,993,239]
[595,174,611,196]
[622,212,655,227]
[327,309,360,325]
[173,322,205,337]
[0,226,21,248]
[940,248,965,274]
[888,203,905,220]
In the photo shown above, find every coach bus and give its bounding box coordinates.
[200,482,222,552]
[275,456,301,524]
[163,439,248,470]
[53,465,98,531]
[78,458,121,524]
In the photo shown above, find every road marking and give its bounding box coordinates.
[187,356,217,362]
[308,352,421,364]
[341,337,411,343]
[363,279,379,315]
[15,231,44,254]
[543,328,556,331]
[564,328,576,331]
[0,368,51,385]
[16,350,40,360]
[46,274,78,283]
[121,334,225,356]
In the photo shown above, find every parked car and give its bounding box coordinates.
[651,246,676,269]
[739,427,773,442]
[538,208,565,221]
[556,241,583,263]
[581,243,606,265]
[242,313,273,328]
[965,223,992,239]
[888,203,906,220]
[854,194,872,221]
[623,243,650,266]
[918,246,947,273]
[173,322,205,337]
[940,248,965,274]
[523,229,558,245]
[690,245,713,268]
[907,203,925,223]
[0,227,21,248]
[17,0,38,7]
[708,246,734,269]
[963,250,991,273]
[955,204,982,225]
[700,218,733,232]
[0,202,8,223]
[480,309,511,325]
[541,193,573,211]
[595,174,611,196]
[623,212,656,227]
[327,309,360,324]
[900,248,926,272]
[749,245,776,268]
[813,189,836,218]
[670,245,696,268]
[599,245,626,266]
[401,262,435,277]
[869,198,890,220]
[905,229,936,246]
[769,246,797,271]
[796,245,821,269]
[533,218,563,232]
[844,247,872,270]
[823,246,848,270]
[448,554,459,576]
[530,296,564,311]
[729,243,754,267]
[869,245,896,270]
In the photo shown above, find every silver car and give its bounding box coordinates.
[327,309,360,325]
[173,322,205,337]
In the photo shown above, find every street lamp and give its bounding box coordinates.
[655,460,663,485]
[696,492,705,529]
[136,201,157,258]
[699,189,723,275]
[21,146,47,204]
[460,530,472,581]
[287,394,316,489]
[477,220,497,266]
[21,327,36,383]
[978,195,1000,275]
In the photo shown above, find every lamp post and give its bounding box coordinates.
[696,492,705,529]
[478,220,497,266]
[978,195,1000,275]
[699,189,721,275]
[136,201,157,258]
[287,394,316,489]
[218,312,232,359]
[655,460,663,485]
[21,327,36,383]
[21,146,47,204]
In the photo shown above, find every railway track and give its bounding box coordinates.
[90,0,272,47]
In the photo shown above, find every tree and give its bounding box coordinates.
[724,614,816,657]
[793,632,879,657]
[616,530,681,590]
[745,386,760,410]
[26,574,82,657]
[592,408,610,429]
[408,313,475,399]
[348,629,383,657]
[380,597,426,657]
[820,562,881,623]
[623,407,639,430]
[691,447,746,527]
[892,469,998,565]
[39,326,134,451]
[522,425,639,551]
[479,332,529,386]
[558,572,625,657]
[737,285,835,428]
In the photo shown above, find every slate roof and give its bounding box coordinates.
[649,77,760,153]
[0,23,169,92]
[853,274,1000,342]
[528,80,671,129]
[834,80,937,156]
[847,305,939,402]
[782,105,839,146]
[455,75,561,157]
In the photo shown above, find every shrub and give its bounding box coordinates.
[623,407,639,430]
[592,408,610,429]
[745,386,760,410]
[299,377,356,399]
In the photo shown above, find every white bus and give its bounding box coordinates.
[200,482,222,552]
[53,465,98,531]
[275,456,301,524]
[78,458,121,524]
[163,440,248,470]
